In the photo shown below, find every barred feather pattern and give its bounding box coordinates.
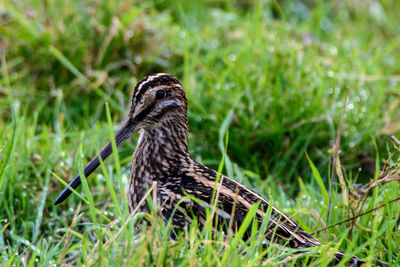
[125,74,363,266]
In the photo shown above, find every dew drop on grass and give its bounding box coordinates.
[122,173,129,185]
[179,31,186,38]
[328,70,334,77]
[134,56,142,64]
[358,167,362,172]
[348,102,354,110]
[360,89,368,100]
[327,88,333,94]
[13,100,20,112]
[349,142,355,148]
[229,54,236,61]
[97,174,105,181]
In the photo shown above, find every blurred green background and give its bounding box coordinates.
[1,0,400,265]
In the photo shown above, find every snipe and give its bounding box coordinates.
[55,73,363,265]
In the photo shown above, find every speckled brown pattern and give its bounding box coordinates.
[55,73,363,266]
[126,74,362,265]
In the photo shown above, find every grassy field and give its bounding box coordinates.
[1,0,400,265]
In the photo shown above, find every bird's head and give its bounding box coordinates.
[54,73,187,205]
[129,73,187,130]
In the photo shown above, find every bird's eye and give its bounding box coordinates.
[155,89,166,100]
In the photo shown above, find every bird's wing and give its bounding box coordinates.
[179,163,320,248]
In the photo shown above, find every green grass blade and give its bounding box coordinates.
[306,152,329,207]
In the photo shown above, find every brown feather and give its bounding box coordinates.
[125,74,363,265]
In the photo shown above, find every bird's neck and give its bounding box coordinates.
[129,113,191,211]
[143,112,188,151]
[133,112,191,174]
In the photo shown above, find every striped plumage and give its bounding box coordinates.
[55,73,363,265]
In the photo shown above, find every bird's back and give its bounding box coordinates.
[152,159,321,249]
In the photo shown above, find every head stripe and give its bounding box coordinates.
[132,74,181,108]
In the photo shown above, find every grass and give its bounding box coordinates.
[1,0,400,265]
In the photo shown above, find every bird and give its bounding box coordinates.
[55,73,364,266]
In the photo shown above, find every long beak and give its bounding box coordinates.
[54,118,136,205]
